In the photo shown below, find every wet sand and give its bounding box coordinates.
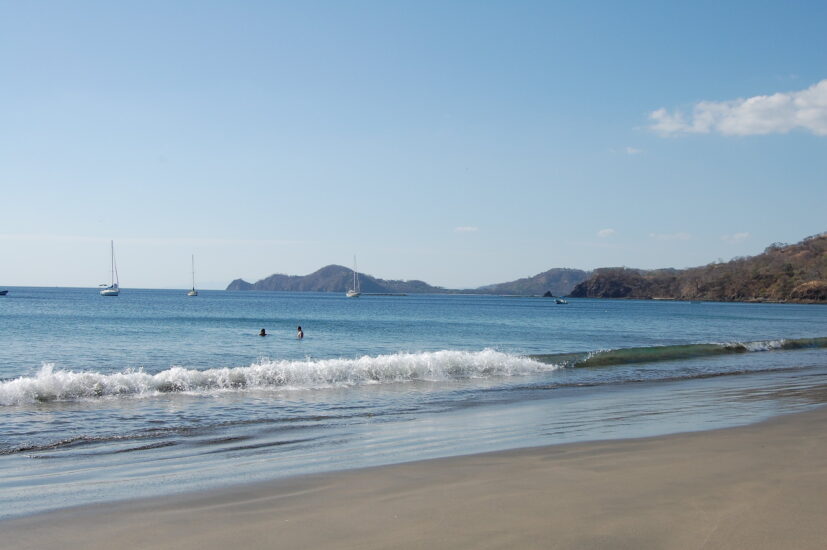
[5,405,827,550]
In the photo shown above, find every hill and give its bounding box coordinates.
[473,268,590,296]
[226,265,590,296]
[226,265,447,294]
[570,233,827,303]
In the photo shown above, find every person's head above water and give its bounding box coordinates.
[259,328,266,336]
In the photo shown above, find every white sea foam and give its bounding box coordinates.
[0,350,556,405]
[740,339,785,352]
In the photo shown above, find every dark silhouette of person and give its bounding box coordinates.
[297,326,303,339]
[259,328,267,336]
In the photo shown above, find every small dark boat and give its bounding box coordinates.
[0,290,8,296]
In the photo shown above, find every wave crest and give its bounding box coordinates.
[0,350,554,406]
[532,337,827,368]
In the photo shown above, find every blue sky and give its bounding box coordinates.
[2,1,825,289]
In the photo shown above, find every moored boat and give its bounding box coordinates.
[346,256,361,298]
[100,241,120,296]
[187,255,198,296]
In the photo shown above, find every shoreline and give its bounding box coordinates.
[5,285,827,304]
[6,405,827,550]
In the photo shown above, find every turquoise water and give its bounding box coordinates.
[1,288,826,518]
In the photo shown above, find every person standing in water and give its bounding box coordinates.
[259,328,267,336]
[296,326,303,339]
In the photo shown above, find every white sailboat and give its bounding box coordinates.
[346,256,361,298]
[100,240,120,296]
[187,255,198,296]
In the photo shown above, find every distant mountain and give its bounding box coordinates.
[473,268,590,296]
[570,233,827,303]
[226,265,447,294]
[228,234,827,302]
[226,279,254,291]
[226,265,589,296]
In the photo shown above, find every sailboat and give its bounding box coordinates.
[187,255,198,296]
[99,240,120,296]
[346,256,361,298]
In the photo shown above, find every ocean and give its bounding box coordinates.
[1,287,826,519]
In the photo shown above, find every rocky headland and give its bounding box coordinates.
[570,233,827,303]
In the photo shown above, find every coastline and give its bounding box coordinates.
[6,405,827,550]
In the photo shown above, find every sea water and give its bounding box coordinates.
[1,288,826,519]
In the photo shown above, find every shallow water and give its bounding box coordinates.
[1,288,825,519]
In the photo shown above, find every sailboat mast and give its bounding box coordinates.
[110,240,118,287]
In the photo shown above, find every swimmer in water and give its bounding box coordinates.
[259,328,267,336]
[297,326,303,339]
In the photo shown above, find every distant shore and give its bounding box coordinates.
[5,405,827,549]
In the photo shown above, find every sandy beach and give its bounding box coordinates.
[5,405,827,550]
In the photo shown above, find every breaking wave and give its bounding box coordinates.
[3,337,824,406]
[0,349,555,406]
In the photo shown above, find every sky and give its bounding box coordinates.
[1,1,826,289]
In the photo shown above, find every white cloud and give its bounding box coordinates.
[597,228,616,238]
[649,232,691,241]
[649,79,827,136]
[454,226,479,233]
[625,146,643,155]
[721,232,750,244]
